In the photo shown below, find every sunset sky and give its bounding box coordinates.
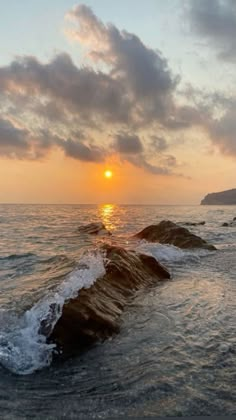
[1,0,236,204]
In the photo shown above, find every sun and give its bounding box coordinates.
[104,169,113,179]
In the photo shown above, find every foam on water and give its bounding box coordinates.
[0,251,105,375]
[135,241,212,265]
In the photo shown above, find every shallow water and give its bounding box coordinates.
[0,204,235,418]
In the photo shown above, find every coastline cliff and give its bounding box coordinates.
[201,188,236,205]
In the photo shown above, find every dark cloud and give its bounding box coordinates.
[0,116,106,162]
[208,108,236,155]
[31,101,67,123]
[149,135,168,152]
[182,84,236,157]
[0,117,30,158]
[113,132,143,154]
[58,138,105,162]
[162,155,177,167]
[0,118,28,149]
[125,154,171,175]
[111,131,183,176]
[0,5,204,134]
[66,4,179,125]
[0,4,204,175]
[0,54,131,126]
[187,0,236,60]
[0,118,57,159]
[165,105,204,130]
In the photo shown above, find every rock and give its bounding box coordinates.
[77,222,111,235]
[221,217,236,227]
[201,188,236,205]
[134,220,216,250]
[47,245,170,356]
[180,221,205,226]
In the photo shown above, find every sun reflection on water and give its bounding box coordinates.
[99,204,116,231]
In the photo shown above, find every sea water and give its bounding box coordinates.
[0,204,235,418]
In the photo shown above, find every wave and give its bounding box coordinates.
[0,251,105,375]
[0,252,37,261]
[135,241,212,265]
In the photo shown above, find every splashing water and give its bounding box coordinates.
[0,252,105,375]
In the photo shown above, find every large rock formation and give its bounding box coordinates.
[134,220,216,250]
[77,222,111,235]
[201,189,236,205]
[47,245,170,356]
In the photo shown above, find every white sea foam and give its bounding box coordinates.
[0,251,105,375]
[135,241,211,265]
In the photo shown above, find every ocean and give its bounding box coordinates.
[0,204,235,418]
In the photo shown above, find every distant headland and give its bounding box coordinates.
[201,188,236,205]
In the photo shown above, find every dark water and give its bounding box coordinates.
[0,204,235,418]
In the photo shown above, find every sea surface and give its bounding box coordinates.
[0,204,235,418]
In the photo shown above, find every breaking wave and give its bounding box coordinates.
[0,251,105,375]
[135,241,212,265]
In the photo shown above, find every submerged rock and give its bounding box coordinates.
[48,245,170,355]
[180,221,205,226]
[221,218,236,227]
[77,222,111,235]
[134,220,216,250]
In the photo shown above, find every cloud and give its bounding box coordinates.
[0,118,59,159]
[162,154,178,167]
[113,132,143,154]
[0,118,28,148]
[0,54,131,126]
[0,117,30,158]
[58,138,106,162]
[111,131,184,176]
[30,101,67,123]
[125,154,171,175]
[165,105,204,129]
[184,83,236,158]
[208,107,236,155]
[182,84,236,157]
[187,0,236,60]
[66,4,179,125]
[0,4,203,176]
[149,135,168,152]
[0,117,107,162]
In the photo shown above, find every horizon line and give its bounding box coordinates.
[0,202,201,206]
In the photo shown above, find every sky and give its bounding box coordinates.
[0,0,236,204]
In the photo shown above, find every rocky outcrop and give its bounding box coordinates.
[201,189,236,205]
[77,222,111,235]
[48,245,170,356]
[134,220,216,250]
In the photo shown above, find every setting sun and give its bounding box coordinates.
[104,170,113,179]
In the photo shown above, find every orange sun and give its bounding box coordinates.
[104,169,113,179]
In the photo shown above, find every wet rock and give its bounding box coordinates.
[221,217,236,227]
[180,221,205,226]
[134,220,216,250]
[48,245,170,355]
[77,222,111,235]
